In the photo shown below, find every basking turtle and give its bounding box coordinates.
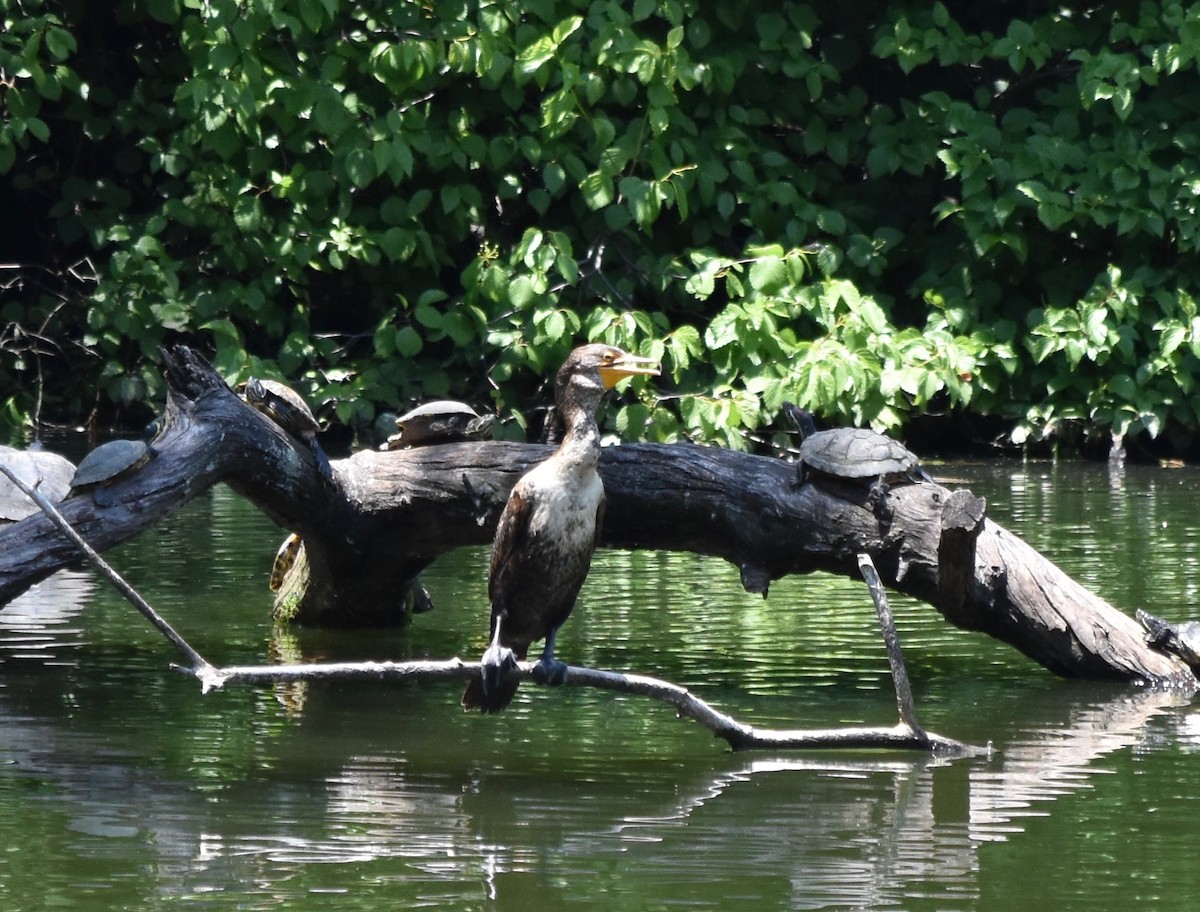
[70,439,155,507]
[269,533,304,593]
[783,404,932,494]
[267,531,436,615]
[384,400,495,449]
[0,445,75,522]
[240,377,332,480]
[1137,608,1200,675]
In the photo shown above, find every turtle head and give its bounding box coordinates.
[782,403,818,439]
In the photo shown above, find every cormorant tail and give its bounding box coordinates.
[461,615,521,713]
[461,673,520,714]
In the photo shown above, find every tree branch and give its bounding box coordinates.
[5,467,984,757]
[180,656,985,755]
[858,552,926,736]
[0,463,216,678]
[0,344,1192,687]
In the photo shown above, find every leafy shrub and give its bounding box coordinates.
[4,1,1200,455]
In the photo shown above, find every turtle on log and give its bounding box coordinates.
[384,400,495,449]
[267,530,436,618]
[69,439,156,507]
[239,377,332,481]
[783,403,932,506]
[269,533,304,593]
[0,445,75,522]
[1137,608,1200,677]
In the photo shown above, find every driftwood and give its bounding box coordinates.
[0,462,979,754]
[0,345,1192,690]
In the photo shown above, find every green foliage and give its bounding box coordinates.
[6,1,1200,453]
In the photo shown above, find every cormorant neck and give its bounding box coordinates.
[554,383,603,468]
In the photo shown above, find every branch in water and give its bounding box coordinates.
[178,657,987,756]
[8,459,986,758]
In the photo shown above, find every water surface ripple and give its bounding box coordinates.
[2,464,1200,909]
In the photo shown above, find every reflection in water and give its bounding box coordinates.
[967,690,1184,842]
[2,471,1200,909]
[0,570,95,663]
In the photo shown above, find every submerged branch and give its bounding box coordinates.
[858,552,925,736]
[179,656,985,756]
[9,462,983,758]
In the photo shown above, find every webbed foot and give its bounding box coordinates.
[481,643,519,698]
[532,627,568,685]
[532,656,569,686]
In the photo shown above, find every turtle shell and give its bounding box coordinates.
[799,427,923,481]
[269,533,304,592]
[0,445,75,521]
[241,378,334,481]
[1137,608,1200,672]
[71,439,153,488]
[242,378,320,440]
[391,400,494,447]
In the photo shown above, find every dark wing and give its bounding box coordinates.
[462,485,536,714]
[488,484,533,607]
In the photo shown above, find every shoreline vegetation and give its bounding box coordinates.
[5,3,1200,464]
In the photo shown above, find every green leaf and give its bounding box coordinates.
[44,27,77,61]
[510,275,537,309]
[1160,323,1186,357]
[517,16,582,76]
[415,302,444,330]
[749,257,788,294]
[543,309,567,341]
[580,171,613,209]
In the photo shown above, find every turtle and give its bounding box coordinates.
[70,439,155,507]
[783,403,932,495]
[384,400,495,449]
[1136,608,1200,675]
[267,531,436,615]
[240,377,332,480]
[0,444,75,522]
[269,532,304,593]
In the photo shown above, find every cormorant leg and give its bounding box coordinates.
[532,626,569,686]
[480,613,519,698]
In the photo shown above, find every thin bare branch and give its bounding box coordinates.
[0,463,216,677]
[858,552,926,736]
[177,656,987,756]
[7,464,984,757]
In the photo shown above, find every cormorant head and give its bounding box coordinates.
[555,344,660,410]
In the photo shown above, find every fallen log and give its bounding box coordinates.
[0,460,983,755]
[0,345,1191,687]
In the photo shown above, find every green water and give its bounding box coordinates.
[2,461,1200,909]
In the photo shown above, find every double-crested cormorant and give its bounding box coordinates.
[462,344,660,713]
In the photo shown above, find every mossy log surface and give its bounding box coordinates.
[0,346,1190,687]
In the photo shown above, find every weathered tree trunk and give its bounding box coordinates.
[0,346,1190,686]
